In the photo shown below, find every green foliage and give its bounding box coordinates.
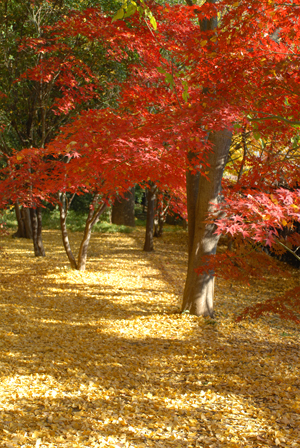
[2,207,134,234]
[134,185,145,204]
[94,221,134,234]
[135,218,146,226]
[70,193,94,213]
[112,0,157,29]
[0,209,17,229]
[0,0,128,157]
[42,208,134,233]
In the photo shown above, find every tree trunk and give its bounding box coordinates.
[153,217,163,237]
[181,0,230,316]
[186,163,200,258]
[77,197,107,271]
[13,203,32,238]
[143,184,157,252]
[30,207,45,256]
[154,193,170,237]
[23,207,33,239]
[182,130,232,316]
[111,187,135,227]
[13,202,26,238]
[58,193,78,269]
[58,192,108,271]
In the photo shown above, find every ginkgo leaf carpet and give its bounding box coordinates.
[0,229,299,448]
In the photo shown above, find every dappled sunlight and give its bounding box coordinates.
[0,230,299,447]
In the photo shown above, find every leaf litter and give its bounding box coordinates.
[0,229,299,448]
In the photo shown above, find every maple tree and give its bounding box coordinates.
[0,0,299,315]
[52,0,300,314]
[0,0,126,252]
[48,108,186,268]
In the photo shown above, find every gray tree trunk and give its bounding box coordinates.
[182,130,232,316]
[30,207,45,257]
[58,192,108,271]
[143,184,157,252]
[111,187,135,227]
[77,196,107,271]
[58,192,78,269]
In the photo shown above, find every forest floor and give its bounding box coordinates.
[0,228,299,448]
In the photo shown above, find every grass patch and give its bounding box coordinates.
[1,207,184,234]
[0,208,137,234]
[43,209,135,233]
[135,218,146,226]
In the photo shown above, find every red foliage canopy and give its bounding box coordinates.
[1,0,299,257]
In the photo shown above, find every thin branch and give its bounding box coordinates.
[277,240,300,262]
[249,114,300,127]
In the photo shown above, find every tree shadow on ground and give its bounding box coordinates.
[0,231,299,447]
[1,301,299,447]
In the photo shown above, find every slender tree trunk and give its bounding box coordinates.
[77,222,93,271]
[154,193,170,237]
[58,192,108,271]
[77,196,108,271]
[182,130,232,316]
[30,207,45,256]
[143,184,157,252]
[58,193,78,269]
[111,187,135,227]
[153,217,163,237]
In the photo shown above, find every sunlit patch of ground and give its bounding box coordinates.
[0,229,299,448]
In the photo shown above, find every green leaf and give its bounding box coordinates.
[157,67,166,74]
[124,4,137,18]
[233,123,241,129]
[149,15,157,30]
[144,6,151,17]
[112,8,125,22]
[181,80,189,102]
[165,73,174,85]
[182,91,188,102]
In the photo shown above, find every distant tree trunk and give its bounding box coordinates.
[23,207,33,239]
[111,187,135,227]
[13,203,32,238]
[154,192,170,237]
[153,216,164,237]
[182,130,232,316]
[30,207,45,256]
[143,184,157,252]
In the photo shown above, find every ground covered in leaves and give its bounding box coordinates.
[0,229,299,448]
